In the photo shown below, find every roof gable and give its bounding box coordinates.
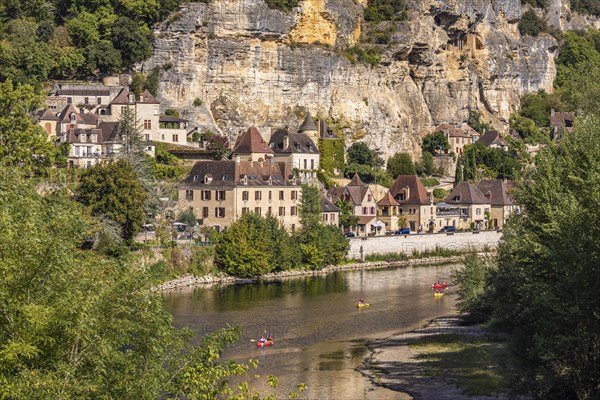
[477,179,514,206]
[445,181,489,204]
[298,113,317,132]
[477,131,507,148]
[377,191,400,206]
[232,127,274,155]
[388,175,430,205]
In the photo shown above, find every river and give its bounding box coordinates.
[163,263,458,399]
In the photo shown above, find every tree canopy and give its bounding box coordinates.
[386,152,416,178]
[421,131,449,155]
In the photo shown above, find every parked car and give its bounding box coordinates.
[344,232,356,238]
[395,227,411,235]
[440,226,456,233]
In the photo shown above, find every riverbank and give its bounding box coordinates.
[360,315,525,400]
[156,254,472,291]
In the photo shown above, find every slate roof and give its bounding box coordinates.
[445,181,489,205]
[318,119,339,139]
[231,127,274,155]
[320,194,341,213]
[346,174,370,206]
[181,160,294,189]
[377,191,400,206]
[477,179,515,206]
[477,131,507,148]
[298,113,317,132]
[269,128,320,155]
[326,187,346,204]
[57,105,99,125]
[98,122,121,143]
[388,175,430,205]
[110,88,134,105]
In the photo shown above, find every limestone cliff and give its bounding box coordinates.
[140,0,565,159]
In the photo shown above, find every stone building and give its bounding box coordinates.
[477,179,521,228]
[477,130,508,150]
[269,125,320,183]
[320,194,341,226]
[327,174,380,236]
[376,191,400,233]
[435,123,478,156]
[179,159,301,232]
[386,175,433,232]
[435,181,491,231]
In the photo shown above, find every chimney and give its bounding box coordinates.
[235,154,240,164]
[283,135,289,149]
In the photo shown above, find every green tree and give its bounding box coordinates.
[422,151,435,175]
[65,11,100,47]
[176,208,197,228]
[509,114,550,144]
[84,40,122,74]
[386,152,416,178]
[0,171,274,398]
[299,184,321,229]
[76,159,148,243]
[454,156,463,186]
[214,213,274,277]
[451,253,496,323]
[0,81,56,174]
[490,116,600,398]
[468,110,492,134]
[421,131,449,155]
[336,198,359,229]
[518,9,548,37]
[519,90,564,127]
[111,16,154,66]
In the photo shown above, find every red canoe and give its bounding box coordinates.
[256,340,273,348]
[431,283,448,289]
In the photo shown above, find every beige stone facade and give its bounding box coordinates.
[179,160,301,231]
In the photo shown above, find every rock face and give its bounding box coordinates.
[140,0,565,159]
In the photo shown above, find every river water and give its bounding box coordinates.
[163,263,458,399]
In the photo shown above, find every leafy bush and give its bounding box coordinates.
[364,0,407,22]
[422,131,449,155]
[420,177,440,187]
[345,46,382,67]
[193,97,202,107]
[433,188,447,198]
[518,9,548,37]
[264,0,299,12]
[451,253,496,323]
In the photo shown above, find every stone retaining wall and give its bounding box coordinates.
[348,231,501,259]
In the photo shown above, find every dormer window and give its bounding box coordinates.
[452,194,461,202]
[241,175,248,185]
[70,113,76,123]
[192,175,199,181]
[80,134,86,143]
[90,135,97,143]
[204,174,213,184]
[222,175,228,181]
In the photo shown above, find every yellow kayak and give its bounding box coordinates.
[357,303,370,308]
[433,292,444,297]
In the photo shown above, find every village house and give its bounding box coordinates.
[385,175,434,232]
[550,110,573,140]
[477,130,508,150]
[178,159,301,232]
[477,179,521,228]
[268,114,320,183]
[326,174,381,236]
[435,181,491,231]
[435,123,478,155]
[376,191,400,232]
[320,194,341,226]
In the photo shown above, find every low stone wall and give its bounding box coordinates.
[348,231,501,259]
[158,255,471,291]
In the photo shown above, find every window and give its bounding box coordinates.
[311,159,315,169]
[368,194,372,201]
[331,213,336,221]
[215,207,225,218]
[303,159,307,169]
[242,207,249,214]
[67,97,72,104]
[173,134,178,142]
[268,207,272,215]
[202,207,209,218]
[323,214,327,221]
[279,191,284,200]
[201,190,211,201]
[268,191,272,201]
[80,135,86,143]
[91,135,97,143]
[362,207,367,214]
[84,97,89,105]
[476,208,482,215]
[97,97,102,105]
[242,191,249,201]
[185,189,194,201]
[255,191,261,200]
[291,190,298,200]
[216,191,226,201]
[255,207,261,215]
[154,105,159,115]
[145,134,150,142]
[291,206,297,216]
[279,207,285,216]
[370,207,375,214]
[144,120,151,129]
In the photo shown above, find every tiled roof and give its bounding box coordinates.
[388,175,430,205]
[232,127,274,155]
[181,160,294,189]
[445,181,489,204]
[477,179,515,206]
[57,105,98,125]
[326,187,346,203]
[347,173,365,187]
[39,109,60,121]
[98,122,120,143]
[110,88,133,105]
[320,194,341,213]
[298,113,317,132]
[138,89,160,104]
[357,216,376,225]
[377,191,400,206]
[269,128,320,155]
[477,131,507,148]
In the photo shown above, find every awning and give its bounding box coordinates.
[371,219,386,228]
